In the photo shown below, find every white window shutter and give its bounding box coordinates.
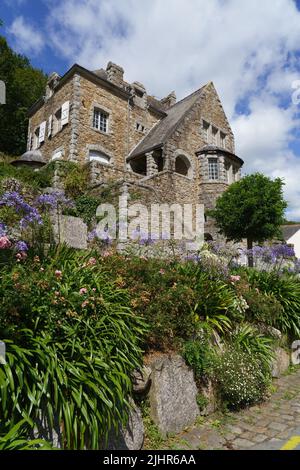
[48,115,53,137]
[61,101,70,126]
[39,121,46,143]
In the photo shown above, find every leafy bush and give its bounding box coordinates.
[246,270,300,337]
[63,164,89,199]
[0,162,53,190]
[100,256,240,349]
[0,420,53,450]
[65,194,101,225]
[182,336,213,380]
[230,323,274,370]
[0,246,146,448]
[233,277,284,326]
[212,348,270,409]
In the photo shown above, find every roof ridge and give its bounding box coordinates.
[167,83,209,111]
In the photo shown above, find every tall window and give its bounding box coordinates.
[220,132,227,149]
[202,120,210,142]
[33,127,40,150]
[53,108,62,134]
[212,126,218,146]
[93,109,108,133]
[208,158,219,180]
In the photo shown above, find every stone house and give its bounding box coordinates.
[281,225,300,259]
[19,61,243,240]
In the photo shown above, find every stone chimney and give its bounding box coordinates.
[132,81,147,109]
[106,62,124,87]
[45,72,60,100]
[160,91,177,110]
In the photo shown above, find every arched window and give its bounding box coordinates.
[175,154,192,178]
[89,150,111,165]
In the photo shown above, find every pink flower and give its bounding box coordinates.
[230,275,241,283]
[81,300,89,308]
[92,288,96,292]
[159,269,165,275]
[55,270,62,279]
[79,288,88,295]
[0,236,11,249]
[87,257,97,266]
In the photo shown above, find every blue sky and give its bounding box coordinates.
[1,0,300,220]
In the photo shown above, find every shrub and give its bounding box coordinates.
[0,247,146,448]
[246,270,300,337]
[212,348,270,409]
[0,162,53,190]
[233,277,284,326]
[63,164,89,199]
[230,323,274,370]
[65,194,101,226]
[182,336,213,380]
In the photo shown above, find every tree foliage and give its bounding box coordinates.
[0,28,47,156]
[210,173,287,251]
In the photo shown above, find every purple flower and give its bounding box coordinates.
[15,240,29,252]
[0,191,43,229]
[35,192,74,210]
[0,222,7,237]
[88,229,97,241]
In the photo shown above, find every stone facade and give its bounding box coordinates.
[27,62,244,240]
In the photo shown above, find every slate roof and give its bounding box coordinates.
[196,145,244,165]
[11,150,47,166]
[281,225,300,241]
[128,85,207,159]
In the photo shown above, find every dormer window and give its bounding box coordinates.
[208,158,219,180]
[93,108,108,133]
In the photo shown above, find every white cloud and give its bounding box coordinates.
[8,16,44,56]
[232,97,300,219]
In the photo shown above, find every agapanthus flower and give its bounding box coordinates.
[0,222,7,237]
[15,240,29,252]
[87,229,97,241]
[35,191,75,210]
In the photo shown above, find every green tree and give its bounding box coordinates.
[210,173,287,266]
[0,25,47,156]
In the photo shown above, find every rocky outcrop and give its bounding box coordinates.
[132,366,152,394]
[291,340,300,366]
[271,347,290,378]
[107,399,144,450]
[148,354,199,437]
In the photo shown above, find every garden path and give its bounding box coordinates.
[171,367,300,450]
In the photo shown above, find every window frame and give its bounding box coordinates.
[93,108,109,134]
[208,157,219,181]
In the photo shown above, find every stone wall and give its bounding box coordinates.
[28,77,74,162]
